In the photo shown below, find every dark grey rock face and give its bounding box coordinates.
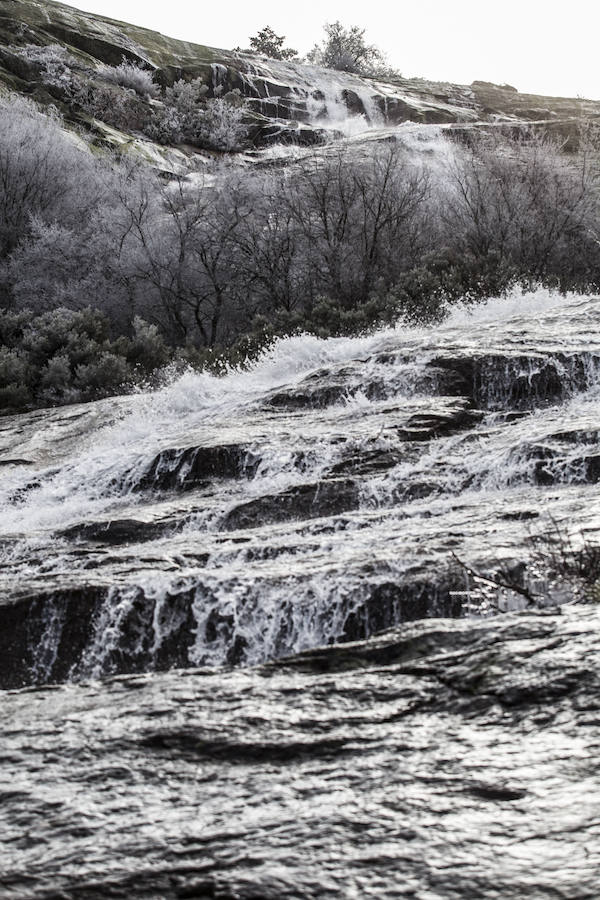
[0,604,598,899]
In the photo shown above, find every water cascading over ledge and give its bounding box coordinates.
[1,288,600,688]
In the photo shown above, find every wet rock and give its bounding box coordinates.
[266,379,355,409]
[0,586,105,689]
[264,363,401,409]
[132,443,257,492]
[2,292,600,692]
[0,577,211,688]
[61,518,169,544]
[340,577,463,641]
[222,478,360,530]
[329,448,405,477]
[499,509,540,521]
[251,119,328,146]
[511,442,600,486]
[394,405,484,440]
[547,427,600,444]
[1,605,599,899]
[430,352,599,410]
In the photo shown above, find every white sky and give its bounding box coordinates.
[61,0,599,100]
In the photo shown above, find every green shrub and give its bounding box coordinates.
[0,308,175,414]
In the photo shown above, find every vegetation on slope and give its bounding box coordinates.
[1,1,600,414]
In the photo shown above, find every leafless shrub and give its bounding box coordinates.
[146,79,248,151]
[529,519,600,603]
[0,95,102,257]
[99,58,159,99]
[441,129,600,288]
[307,21,399,79]
[10,43,74,89]
[70,79,151,131]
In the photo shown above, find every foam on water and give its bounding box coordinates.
[0,286,593,540]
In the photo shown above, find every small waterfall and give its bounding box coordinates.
[305,86,382,136]
[210,62,228,96]
[237,56,388,136]
[304,68,384,136]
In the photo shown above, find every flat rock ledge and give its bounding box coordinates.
[1,603,599,899]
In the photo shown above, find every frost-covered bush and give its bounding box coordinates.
[307,22,398,78]
[11,43,74,89]
[0,96,102,255]
[196,96,248,151]
[146,77,206,144]
[70,79,151,131]
[144,102,182,143]
[100,58,159,99]
[146,78,247,150]
[165,77,209,119]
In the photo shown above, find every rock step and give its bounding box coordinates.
[221,479,360,530]
[431,351,600,409]
[60,518,174,545]
[2,603,599,899]
[0,572,468,689]
[512,444,600,486]
[129,443,258,493]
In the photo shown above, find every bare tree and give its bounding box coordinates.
[441,130,600,285]
[307,22,397,78]
[276,143,430,309]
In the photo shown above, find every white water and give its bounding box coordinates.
[0,287,576,534]
[3,287,600,681]
[304,74,384,136]
[236,54,478,143]
[238,56,400,137]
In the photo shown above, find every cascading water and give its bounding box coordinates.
[2,287,600,687]
[304,70,384,136]
[235,55,473,140]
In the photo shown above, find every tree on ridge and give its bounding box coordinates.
[238,27,297,61]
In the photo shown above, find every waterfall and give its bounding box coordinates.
[237,56,388,136]
[305,74,384,136]
[2,287,600,687]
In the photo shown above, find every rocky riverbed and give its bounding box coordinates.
[1,5,600,895]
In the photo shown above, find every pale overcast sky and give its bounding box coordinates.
[61,0,599,100]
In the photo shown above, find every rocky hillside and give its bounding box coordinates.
[1,0,599,169]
